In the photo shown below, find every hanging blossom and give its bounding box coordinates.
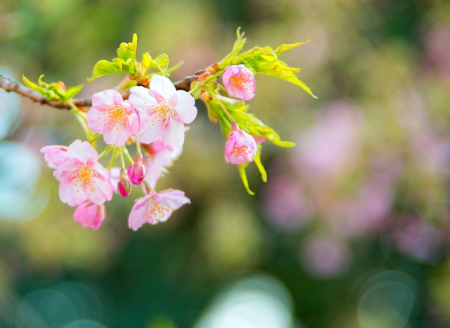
[87,89,140,146]
[41,145,69,169]
[222,64,256,101]
[74,201,106,230]
[53,140,113,206]
[142,138,183,189]
[225,126,258,164]
[128,189,190,231]
[129,75,197,150]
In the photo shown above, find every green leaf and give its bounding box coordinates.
[118,33,138,62]
[237,163,255,195]
[254,144,267,182]
[232,45,317,99]
[274,39,310,55]
[64,84,84,100]
[142,52,170,76]
[218,27,247,69]
[209,96,295,148]
[88,34,139,81]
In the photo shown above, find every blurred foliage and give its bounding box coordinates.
[1,0,450,327]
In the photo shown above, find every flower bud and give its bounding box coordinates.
[74,201,106,230]
[222,65,256,100]
[118,169,132,197]
[128,154,146,185]
[225,125,258,165]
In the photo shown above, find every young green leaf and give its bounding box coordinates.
[233,45,317,99]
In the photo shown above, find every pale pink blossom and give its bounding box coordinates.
[53,140,113,206]
[87,89,140,146]
[225,127,257,165]
[222,65,256,100]
[129,75,197,150]
[143,139,182,189]
[74,201,106,230]
[40,145,68,169]
[128,189,190,231]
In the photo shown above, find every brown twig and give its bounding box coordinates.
[0,71,205,110]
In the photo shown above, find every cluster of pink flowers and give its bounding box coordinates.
[40,65,259,231]
[41,75,195,231]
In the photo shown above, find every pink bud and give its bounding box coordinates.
[40,145,69,169]
[128,155,146,185]
[222,65,256,100]
[225,126,258,165]
[73,201,106,230]
[118,169,132,197]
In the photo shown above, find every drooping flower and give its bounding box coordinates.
[128,189,190,231]
[222,65,256,100]
[128,154,146,185]
[129,75,197,150]
[40,145,69,169]
[53,140,113,206]
[74,201,106,230]
[142,138,183,189]
[87,89,140,146]
[225,126,257,165]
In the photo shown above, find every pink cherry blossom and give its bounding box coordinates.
[87,89,140,146]
[74,201,106,230]
[142,139,182,189]
[53,140,113,206]
[225,127,257,165]
[222,65,256,100]
[129,75,197,150]
[40,145,69,169]
[128,189,190,231]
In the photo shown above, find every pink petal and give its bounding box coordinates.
[87,177,113,205]
[67,140,98,163]
[173,91,197,124]
[150,75,176,100]
[59,178,88,206]
[92,89,122,109]
[138,117,165,144]
[86,107,109,133]
[103,119,131,146]
[162,120,185,150]
[129,86,159,111]
[127,107,140,134]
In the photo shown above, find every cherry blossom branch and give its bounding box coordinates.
[0,71,204,110]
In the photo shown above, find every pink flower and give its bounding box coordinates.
[129,75,197,150]
[128,189,190,231]
[222,65,256,100]
[74,201,106,230]
[40,145,69,169]
[225,127,257,165]
[53,140,113,206]
[87,89,140,146]
[142,139,182,189]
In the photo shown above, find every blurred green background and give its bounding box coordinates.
[1,0,450,327]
